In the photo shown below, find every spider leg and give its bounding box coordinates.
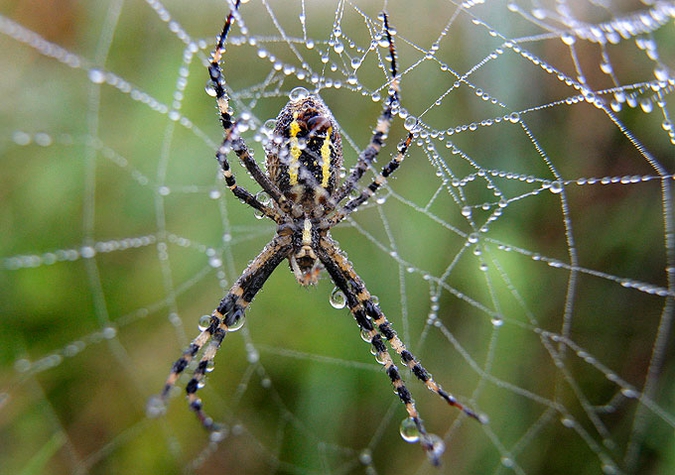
[327,130,414,227]
[152,234,293,431]
[329,11,400,208]
[209,1,290,219]
[316,235,483,464]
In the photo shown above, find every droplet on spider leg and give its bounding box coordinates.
[226,310,246,331]
[204,81,217,97]
[329,287,347,309]
[399,417,421,443]
[255,191,272,207]
[360,328,373,342]
[198,315,212,331]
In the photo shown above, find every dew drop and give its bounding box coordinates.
[329,287,347,309]
[263,119,277,131]
[561,33,575,45]
[289,86,310,101]
[403,116,419,132]
[204,81,217,97]
[425,434,446,463]
[88,68,106,84]
[210,425,228,443]
[227,311,246,331]
[359,449,372,465]
[399,417,420,443]
[145,396,166,418]
[198,314,212,331]
[549,181,563,194]
[507,112,521,123]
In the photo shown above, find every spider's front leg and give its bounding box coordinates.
[316,235,484,464]
[207,0,289,221]
[149,234,293,431]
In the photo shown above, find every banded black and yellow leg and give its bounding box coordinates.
[151,235,293,430]
[316,238,443,462]
[208,1,290,216]
[317,236,483,460]
[215,138,281,222]
[329,131,414,226]
[330,11,400,208]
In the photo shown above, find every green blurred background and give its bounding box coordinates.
[1,0,674,474]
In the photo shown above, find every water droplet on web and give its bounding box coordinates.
[549,181,563,194]
[639,98,653,113]
[145,396,166,418]
[507,112,521,123]
[399,417,420,442]
[561,33,575,45]
[14,358,31,373]
[209,425,228,443]
[425,434,446,462]
[329,287,347,309]
[88,68,106,84]
[620,387,638,399]
[289,86,310,101]
[358,449,373,465]
[404,116,419,132]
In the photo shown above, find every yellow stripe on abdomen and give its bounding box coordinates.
[288,114,302,185]
[320,126,332,188]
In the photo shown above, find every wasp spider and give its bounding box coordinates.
[149,0,484,464]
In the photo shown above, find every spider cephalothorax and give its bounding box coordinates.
[152,1,483,465]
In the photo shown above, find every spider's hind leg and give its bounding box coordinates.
[317,235,484,464]
[149,235,293,432]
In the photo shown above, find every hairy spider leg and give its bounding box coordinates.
[329,12,400,208]
[328,131,414,227]
[158,235,293,429]
[317,235,483,464]
[208,0,289,219]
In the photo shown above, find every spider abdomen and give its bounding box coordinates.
[266,91,344,210]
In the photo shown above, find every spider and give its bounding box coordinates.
[150,0,483,465]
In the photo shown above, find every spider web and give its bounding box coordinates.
[1,0,674,473]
